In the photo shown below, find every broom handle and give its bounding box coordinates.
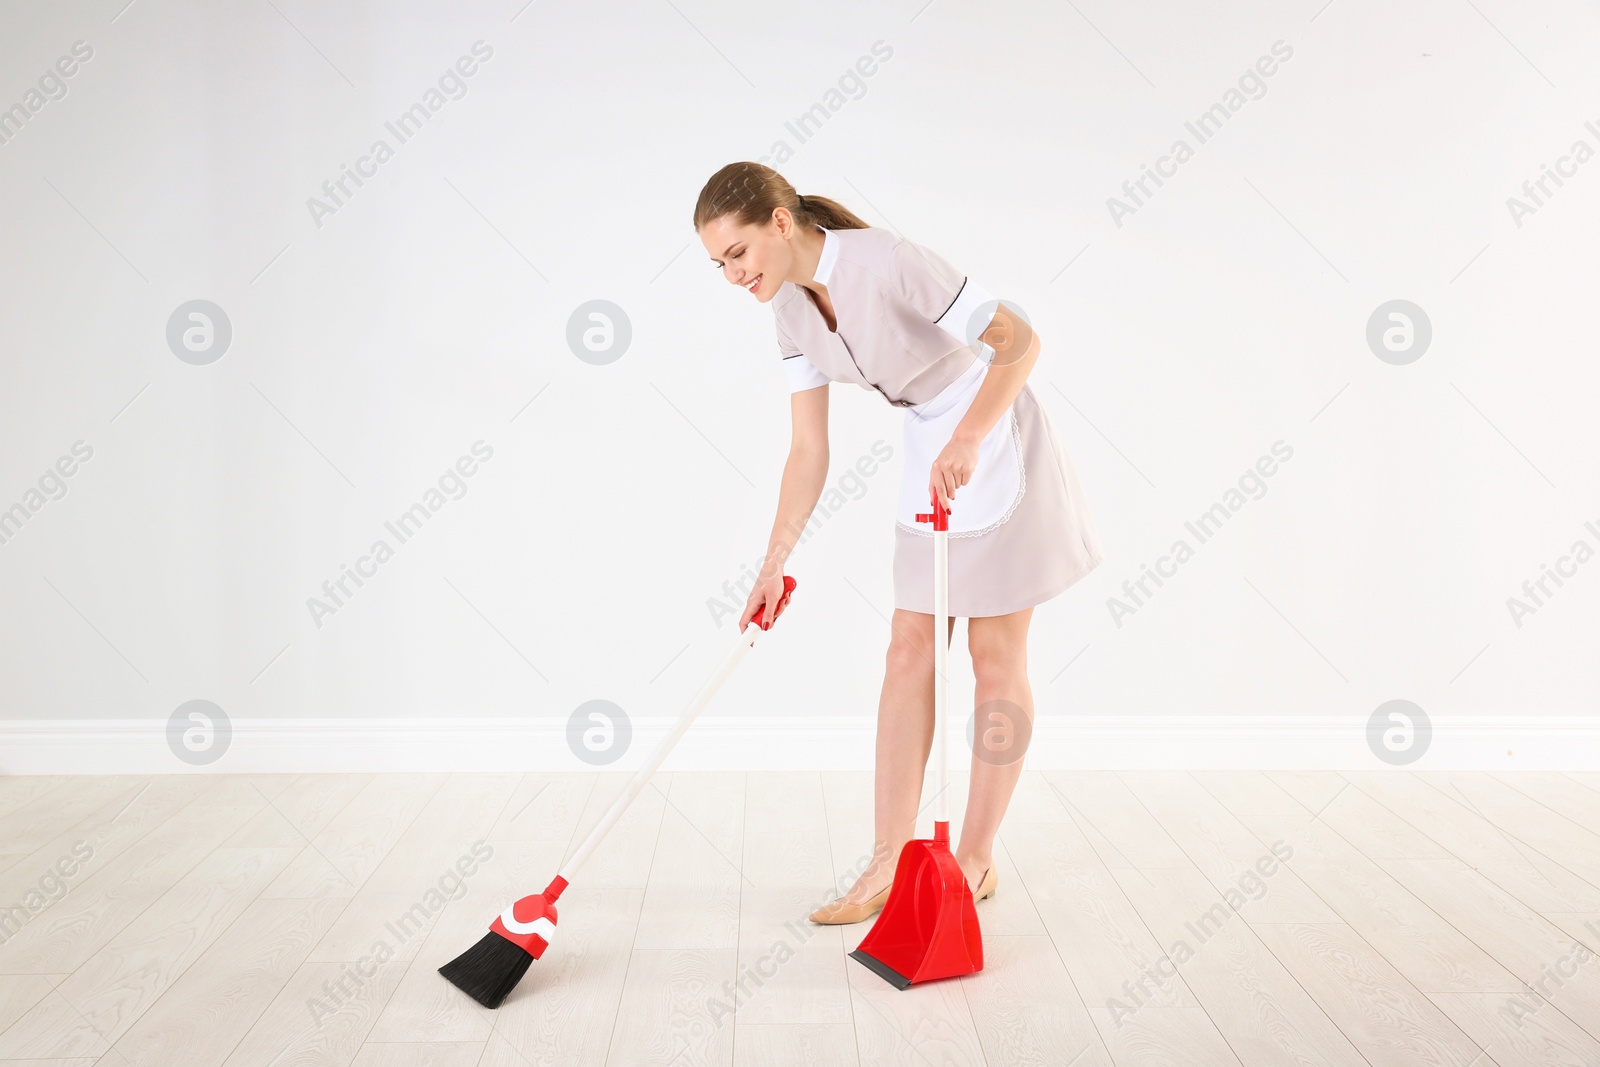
[557,617,766,883]
[934,518,948,824]
[915,491,951,829]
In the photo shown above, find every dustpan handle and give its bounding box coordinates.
[557,575,796,884]
[914,492,950,828]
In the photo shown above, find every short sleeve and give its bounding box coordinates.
[776,314,829,392]
[892,238,999,347]
[783,352,830,392]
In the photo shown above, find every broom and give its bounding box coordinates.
[439,574,797,1009]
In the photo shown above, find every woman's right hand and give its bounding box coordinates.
[740,570,789,630]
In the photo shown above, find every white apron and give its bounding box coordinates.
[896,357,1025,538]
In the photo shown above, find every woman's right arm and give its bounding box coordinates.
[741,383,829,629]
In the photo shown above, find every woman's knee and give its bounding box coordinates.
[968,614,1030,683]
[885,611,936,674]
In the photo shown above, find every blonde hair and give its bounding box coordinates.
[693,161,870,234]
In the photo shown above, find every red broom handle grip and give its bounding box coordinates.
[914,492,951,531]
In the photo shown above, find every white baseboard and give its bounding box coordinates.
[2,716,1598,774]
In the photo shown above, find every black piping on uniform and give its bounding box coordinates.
[934,277,968,324]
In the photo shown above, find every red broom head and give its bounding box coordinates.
[439,876,567,1009]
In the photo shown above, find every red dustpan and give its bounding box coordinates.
[849,492,983,989]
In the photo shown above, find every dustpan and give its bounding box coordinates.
[849,491,983,989]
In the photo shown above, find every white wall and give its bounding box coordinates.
[2,0,1597,772]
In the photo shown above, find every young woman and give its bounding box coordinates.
[695,162,1104,924]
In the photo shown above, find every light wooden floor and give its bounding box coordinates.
[2,770,1599,1066]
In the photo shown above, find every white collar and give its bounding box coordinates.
[811,227,839,285]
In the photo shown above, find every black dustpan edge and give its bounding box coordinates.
[849,947,912,990]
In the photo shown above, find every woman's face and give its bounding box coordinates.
[701,210,796,303]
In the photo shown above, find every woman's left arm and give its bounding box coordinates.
[928,305,1039,508]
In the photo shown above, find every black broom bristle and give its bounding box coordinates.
[438,930,535,1009]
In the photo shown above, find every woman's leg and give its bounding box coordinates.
[834,607,956,904]
[953,605,1034,892]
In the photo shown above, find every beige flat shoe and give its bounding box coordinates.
[971,865,997,902]
[808,882,892,925]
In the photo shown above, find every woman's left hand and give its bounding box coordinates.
[929,434,979,510]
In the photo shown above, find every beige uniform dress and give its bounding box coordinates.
[773,225,1104,617]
